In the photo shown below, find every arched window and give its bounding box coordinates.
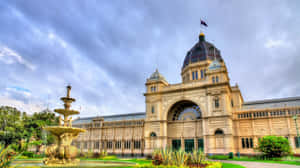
[215,129,224,135]
[150,132,157,137]
[216,76,219,83]
[212,76,215,83]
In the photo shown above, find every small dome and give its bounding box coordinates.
[149,69,166,81]
[182,33,222,69]
[208,60,222,70]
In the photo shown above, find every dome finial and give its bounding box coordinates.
[199,32,205,42]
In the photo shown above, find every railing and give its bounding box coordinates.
[235,106,300,119]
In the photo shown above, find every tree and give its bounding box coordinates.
[257,136,291,158]
[23,109,58,153]
[0,106,58,153]
[0,106,24,147]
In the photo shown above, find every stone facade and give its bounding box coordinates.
[73,33,300,156]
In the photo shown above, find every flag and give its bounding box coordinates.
[200,20,208,27]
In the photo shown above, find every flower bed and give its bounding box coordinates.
[148,148,222,168]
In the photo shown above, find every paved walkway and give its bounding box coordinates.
[221,160,299,168]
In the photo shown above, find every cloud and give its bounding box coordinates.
[0,0,299,116]
[0,45,36,70]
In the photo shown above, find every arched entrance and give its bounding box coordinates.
[167,100,204,152]
[167,100,202,121]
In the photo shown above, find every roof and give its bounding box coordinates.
[182,34,222,69]
[73,112,145,124]
[242,96,300,110]
[148,69,166,81]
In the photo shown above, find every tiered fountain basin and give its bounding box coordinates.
[44,126,85,136]
[54,109,79,116]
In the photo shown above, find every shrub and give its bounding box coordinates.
[190,149,205,165]
[228,152,234,159]
[257,136,291,158]
[93,152,100,158]
[172,149,187,166]
[22,151,34,158]
[208,155,229,160]
[0,144,18,168]
[152,153,163,165]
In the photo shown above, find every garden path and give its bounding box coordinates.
[221,160,299,168]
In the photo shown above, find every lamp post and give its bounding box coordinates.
[293,115,300,148]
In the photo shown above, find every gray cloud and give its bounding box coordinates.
[0,0,299,116]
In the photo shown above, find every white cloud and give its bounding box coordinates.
[0,45,36,70]
[5,86,31,97]
[48,33,67,48]
[264,39,291,48]
[0,96,44,113]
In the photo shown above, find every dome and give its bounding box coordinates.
[182,33,222,69]
[148,69,166,81]
[208,59,222,70]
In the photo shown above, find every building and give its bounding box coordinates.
[72,32,300,156]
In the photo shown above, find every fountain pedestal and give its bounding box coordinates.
[43,85,85,166]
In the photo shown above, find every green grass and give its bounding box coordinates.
[222,163,245,168]
[229,157,300,166]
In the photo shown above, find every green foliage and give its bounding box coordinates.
[207,155,229,160]
[0,106,23,147]
[172,149,187,167]
[151,148,221,167]
[190,149,205,165]
[228,152,234,159]
[22,151,34,158]
[0,106,58,153]
[0,144,18,168]
[257,136,291,158]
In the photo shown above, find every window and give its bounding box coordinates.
[295,137,300,148]
[150,132,157,137]
[195,71,198,80]
[84,142,88,149]
[216,76,219,83]
[151,106,155,114]
[172,139,181,150]
[215,129,224,135]
[241,137,253,148]
[124,140,131,149]
[150,86,157,92]
[192,71,195,80]
[214,98,220,108]
[94,141,99,149]
[77,142,81,149]
[231,99,234,107]
[201,70,204,79]
[212,76,215,83]
[134,140,141,149]
[107,141,113,149]
[115,141,121,149]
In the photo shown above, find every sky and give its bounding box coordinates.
[0,0,299,117]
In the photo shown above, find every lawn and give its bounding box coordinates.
[14,157,246,168]
[229,156,300,166]
[222,163,245,168]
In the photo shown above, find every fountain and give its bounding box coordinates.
[43,85,85,166]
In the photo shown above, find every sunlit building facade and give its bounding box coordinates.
[73,33,300,156]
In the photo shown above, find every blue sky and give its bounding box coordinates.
[0,0,299,117]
